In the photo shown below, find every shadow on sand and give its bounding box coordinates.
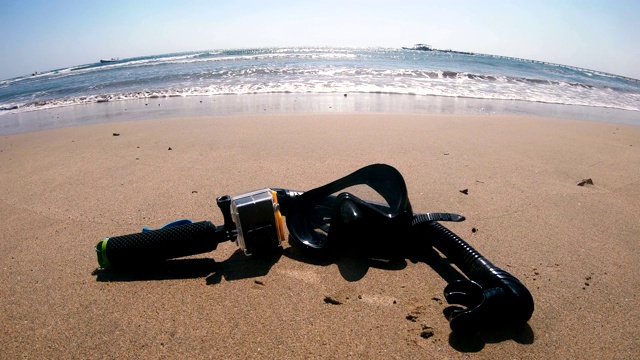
[92,234,535,350]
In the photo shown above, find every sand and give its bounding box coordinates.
[1,113,639,358]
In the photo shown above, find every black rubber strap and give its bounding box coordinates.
[412,212,465,225]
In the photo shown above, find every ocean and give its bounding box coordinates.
[1,47,639,125]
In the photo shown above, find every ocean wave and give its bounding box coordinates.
[6,51,360,83]
[2,47,638,116]
[2,80,638,114]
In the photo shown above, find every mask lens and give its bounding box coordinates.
[286,164,412,250]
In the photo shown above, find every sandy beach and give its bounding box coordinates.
[1,111,639,358]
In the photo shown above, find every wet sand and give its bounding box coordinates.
[1,113,639,358]
[3,93,639,136]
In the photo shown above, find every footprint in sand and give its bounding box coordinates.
[278,269,321,284]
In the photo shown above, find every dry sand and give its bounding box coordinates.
[1,113,639,358]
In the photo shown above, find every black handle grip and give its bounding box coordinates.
[96,221,220,269]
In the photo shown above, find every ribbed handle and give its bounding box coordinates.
[96,221,219,269]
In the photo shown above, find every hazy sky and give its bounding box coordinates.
[1,0,639,80]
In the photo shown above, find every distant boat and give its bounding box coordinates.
[402,44,433,51]
[100,58,121,63]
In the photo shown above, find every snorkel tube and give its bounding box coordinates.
[415,221,534,334]
[95,164,533,335]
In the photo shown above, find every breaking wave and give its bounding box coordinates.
[1,47,639,114]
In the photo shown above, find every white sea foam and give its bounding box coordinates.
[3,78,637,114]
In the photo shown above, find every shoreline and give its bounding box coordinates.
[1,93,639,135]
